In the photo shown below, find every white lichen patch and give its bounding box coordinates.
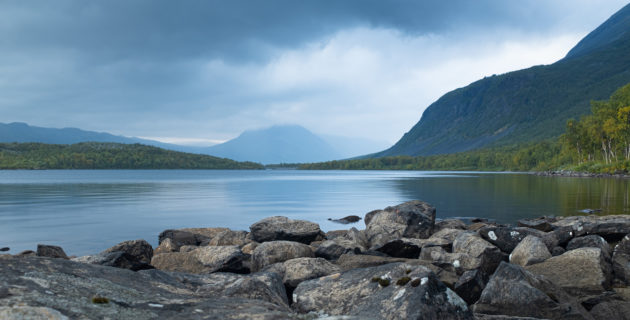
[577,225,583,231]
[420,277,428,286]
[446,288,469,311]
[453,260,460,268]
[292,293,298,303]
[194,309,203,313]
[488,231,497,241]
[148,303,164,308]
[510,231,520,237]
[393,289,406,301]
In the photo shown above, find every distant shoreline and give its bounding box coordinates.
[533,170,630,179]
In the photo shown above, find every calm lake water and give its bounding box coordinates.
[1,170,629,256]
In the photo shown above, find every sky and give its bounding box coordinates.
[1,1,628,146]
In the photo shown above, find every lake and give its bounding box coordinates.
[1,170,629,256]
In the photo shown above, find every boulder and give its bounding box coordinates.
[263,257,341,290]
[0,255,294,319]
[479,227,557,253]
[525,247,613,296]
[472,262,591,319]
[325,230,348,240]
[36,244,68,259]
[207,230,250,246]
[151,245,249,274]
[454,269,486,305]
[249,216,322,244]
[552,246,566,256]
[328,215,362,224]
[334,253,410,271]
[73,251,154,271]
[103,239,153,264]
[552,225,576,246]
[153,237,178,254]
[509,235,551,266]
[551,215,630,241]
[567,235,612,259]
[612,234,630,284]
[344,227,369,249]
[251,241,314,272]
[293,262,473,319]
[374,238,425,259]
[435,219,467,231]
[517,217,555,232]
[589,300,630,320]
[241,242,259,255]
[453,233,504,275]
[364,200,436,248]
[315,239,363,260]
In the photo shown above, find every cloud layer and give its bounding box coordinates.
[0,0,627,144]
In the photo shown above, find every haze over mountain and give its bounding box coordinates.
[374,3,630,157]
[204,125,342,164]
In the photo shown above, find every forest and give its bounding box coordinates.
[301,83,630,173]
[0,142,263,170]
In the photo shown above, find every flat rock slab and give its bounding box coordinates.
[473,262,591,319]
[550,215,630,240]
[293,262,473,320]
[249,216,322,244]
[525,247,612,297]
[0,255,294,319]
[151,245,249,274]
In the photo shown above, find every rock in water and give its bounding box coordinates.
[293,262,473,319]
[249,216,322,244]
[509,235,551,266]
[36,244,68,259]
[364,200,436,249]
[525,247,613,296]
[473,262,591,319]
[103,239,153,264]
[0,247,9,252]
[328,215,362,224]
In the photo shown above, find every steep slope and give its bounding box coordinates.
[205,125,341,164]
[375,3,630,157]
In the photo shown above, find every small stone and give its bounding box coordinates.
[91,295,109,304]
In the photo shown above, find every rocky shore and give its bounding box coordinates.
[2,201,630,319]
[534,170,630,179]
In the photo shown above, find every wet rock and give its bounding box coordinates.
[526,247,613,296]
[453,232,504,275]
[315,239,363,260]
[435,219,467,231]
[251,241,314,272]
[552,246,566,256]
[472,261,591,319]
[509,235,551,266]
[517,217,555,232]
[0,255,294,319]
[36,244,68,259]
[454,269,486,305]
[249,216,322,244]
[293,262,473,319]
[567,235,612,259]
[151,245,250,274]
[328,215,362,224]
[364,200,436,248]
[207,230,250,246]
[612,234,630,284]
[479,227,557,253]
[103,239,153,264]
[73,251,154,271]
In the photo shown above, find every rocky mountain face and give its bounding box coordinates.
[375,3,630,157]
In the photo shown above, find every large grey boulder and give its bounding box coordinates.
[251,240,314,272]
[263,257,341,292]
[479,227,557,253]
[0,255,294,319]
[103,239,153,264]
[509,235,551,267]
[517,217,555,232]
[364,200,436,249]
[151,245,249,274]
[454,269,486,305]
[612,234,630,284]
[293,262,473,319]
[249,216,322,244]
[453,232,504,275]
[315,239,364,260]
[550,215,630,240]
[473,262,592,319]
[207,230,250,246]
[525,247,613,296]
[567,235,612,259]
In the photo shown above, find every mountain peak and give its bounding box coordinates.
[565,3,630,59]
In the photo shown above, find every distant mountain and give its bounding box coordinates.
[204,125,341,164]
[320,134,391,159]
[374,3,630,157]
[0,122,205,154]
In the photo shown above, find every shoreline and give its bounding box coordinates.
[533,170,630,179]
[2,200,630,319]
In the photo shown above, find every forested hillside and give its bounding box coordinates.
[0,142,263,169]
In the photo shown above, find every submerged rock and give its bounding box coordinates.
[328,215,362,224]
[249,216,322,244]
[293,262,473,319]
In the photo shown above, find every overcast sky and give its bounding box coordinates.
[1,1,628,146]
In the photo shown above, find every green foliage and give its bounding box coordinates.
[0,142,263,170]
